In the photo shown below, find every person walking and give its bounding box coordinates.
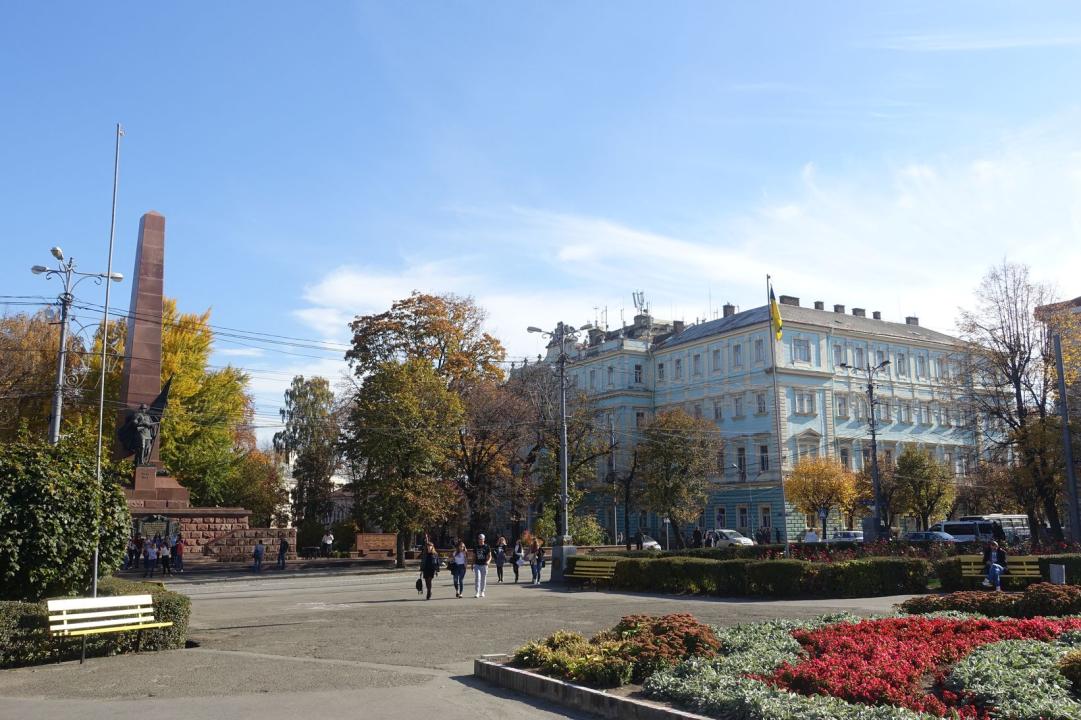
[173,535,185,573]
[420,542,440,600]
[321,531,334,558]
[253,539,265,572]
[982,541,1008,591]
[277,536,289,570]
[530,539,545,584]
[493,536,507,583]
[451,540,467,598]
[692,526,703,548]
[143,541,158,578]
[473,534,492,598]
[511,538,524,583]
[159,542,172,576]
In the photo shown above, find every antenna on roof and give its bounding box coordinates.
[632,290,649,315]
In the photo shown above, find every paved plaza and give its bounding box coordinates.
[0,569,914,720]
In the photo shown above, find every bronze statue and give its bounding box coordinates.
[118,377,171,466]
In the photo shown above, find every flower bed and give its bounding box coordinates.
[513,611,1081,720]
[900,583,1081,618]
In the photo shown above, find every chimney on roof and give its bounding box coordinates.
[672,320,685,334]
[814,301,825,310]
[722,303,736,318]
[905,316,919,326]
[834,304,845,314]
[852,308,866,317]
[588,327,604,346]
[779,295,800,307]
[872,311,882,320]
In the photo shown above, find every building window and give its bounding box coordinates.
[712,348,721,372]
[738,506,749,529]
[693,404,702,419]
[736,447,747,479]
[589,369,596,389]
[733,344,744,368]
[799,442,819,459]
[901,403,913,424]
[759,444,769,472]
[657,363,665,381]
[861,448,871,468]
[755,392,767,415]
[836,395,848,418]
[713,401,723,421]
[942,405,952,426]
[716,449,725,474]
[876,401,890,422]
[794,338,811,363]
[854,347,865,369]
[917,356,927,378]
[840,447,850,469]
[634,364,643,384]
[715,507,726,529]
[883,449,893,466]
[733,395,745,418]
[833,344,844,367]
[795,391,816,415]
[693,353,702,376]
[674,358,683,380]
[639,510,648,528]
[572,374,579,388]
[635,411,645,428]
[936,357,946,379]
[896,353,907,377]
[754,338,765,363]
[759,505,771,528]
[876,349,886,367]
[607,366,614,386]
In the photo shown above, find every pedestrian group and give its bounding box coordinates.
[418,533,546,600]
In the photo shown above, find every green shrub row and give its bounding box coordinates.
[0,577,190,668]
[901,583,1081,618]
[935,554,1081,592]
[577,555,929,598]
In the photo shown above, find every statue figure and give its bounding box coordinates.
[117,377,171,467]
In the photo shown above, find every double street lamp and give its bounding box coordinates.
[839,358,891,541]
[527,321,582,580]
[31,247,123,444]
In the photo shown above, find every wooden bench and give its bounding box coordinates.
[47,594,173,663]
[564,557,619,583]
[959,554,1042,581]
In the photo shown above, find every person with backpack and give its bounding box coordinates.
[419,542,440,600]
[473,533,492,598]
[493,536,508,583]
[511,538,524,583]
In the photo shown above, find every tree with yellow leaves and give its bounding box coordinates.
[786,456,857,539]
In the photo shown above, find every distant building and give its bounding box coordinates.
[535,296,981,543]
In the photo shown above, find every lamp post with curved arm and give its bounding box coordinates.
[840,358,891,540]
[31,248,123,444]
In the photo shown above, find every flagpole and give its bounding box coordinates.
[766,276,790,551]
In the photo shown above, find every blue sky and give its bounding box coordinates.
[3,3,1081,438]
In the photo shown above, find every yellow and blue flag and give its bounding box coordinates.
[769,287,783,341]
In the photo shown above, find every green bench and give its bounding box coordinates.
[47,593,173,663]
[959,554,1042,581]
[564,557,619,583]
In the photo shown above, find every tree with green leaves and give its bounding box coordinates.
[342,360,463,566]
[638,409,721,549]
[222,447,290,528]
[274,375,339,529]
[894,447,955,530]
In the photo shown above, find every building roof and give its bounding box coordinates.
[656,303,959,351]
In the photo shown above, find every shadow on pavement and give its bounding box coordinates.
[449,672,594,719]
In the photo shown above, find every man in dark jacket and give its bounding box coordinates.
[277,537,289,570]
[982,541,1007,590]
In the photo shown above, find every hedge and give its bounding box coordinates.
[901,583,1081,618]
[0,576,190,668]
[579,555,929,598]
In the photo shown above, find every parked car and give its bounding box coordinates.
[902,531,956,543]
[826,530,864,544]
[640,534,662,551]
[709,529,755,548]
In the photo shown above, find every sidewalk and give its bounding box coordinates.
[116,555,412,581]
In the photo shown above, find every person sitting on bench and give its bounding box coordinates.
[982,541,1007,590]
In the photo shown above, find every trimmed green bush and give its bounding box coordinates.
[0,577,190,668]
[0,433,130,601]
[900,590,1019,617]
[935,557,966,592]
[1061,649,1081,691]
[744,560,814,596]
[1017,583,1081,618]
[814,557,930,597]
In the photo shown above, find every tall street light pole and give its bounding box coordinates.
[31,250,123,444]
[840,358,890,541]
[1053,333,1081,543]
[528,321,580,581]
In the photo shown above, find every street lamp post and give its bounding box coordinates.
[31,250,123,444]
[527,321,580,580]
[840,358,891,541]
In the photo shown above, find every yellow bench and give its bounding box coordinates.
[959,554,1042,580]
[47,593,173,663]
[564,557,619,583]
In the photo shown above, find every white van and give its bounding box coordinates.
[929,520,995,543]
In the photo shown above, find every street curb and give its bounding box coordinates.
[472,658,709,720]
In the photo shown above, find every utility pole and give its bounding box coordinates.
[1054,334,1080,543]
[609,412,617,542]
[841,357,891,541]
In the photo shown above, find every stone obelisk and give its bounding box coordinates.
[117,211,166,465]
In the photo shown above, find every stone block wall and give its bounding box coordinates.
[174,513,250,553]
[201,527,298,562]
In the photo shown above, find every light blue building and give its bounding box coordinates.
[544,296,979,545]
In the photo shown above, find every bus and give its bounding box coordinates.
[929,520,996,543]
[958,514,1030,541]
